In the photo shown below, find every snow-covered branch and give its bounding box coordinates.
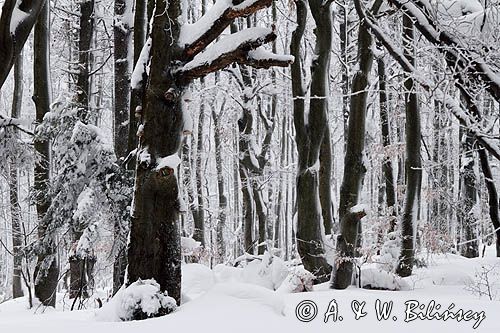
[356,0,500,160]
[387,0,500,102]
[0,0,47,87]
[178,27,291,81]
[180,0,273,60]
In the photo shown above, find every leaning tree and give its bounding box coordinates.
[126,0,292,315]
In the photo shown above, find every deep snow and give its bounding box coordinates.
[1,251,500,333]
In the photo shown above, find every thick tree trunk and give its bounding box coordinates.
[127,0,183,308]
[33,2,59,307]
[332,0,382,289]
[396,14,421,277]
[291,0,332,283]
[10,51,24,299]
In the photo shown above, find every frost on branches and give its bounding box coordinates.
[34,100,132,291]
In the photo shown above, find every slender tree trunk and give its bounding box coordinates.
[478,149,500,257]
[70,0,96,299]
[213,109,227,261]
[458,131,478,258]
[319,127,333,234]
[111,0,133,296]
[239,101,255,254]
[339,0,350,144]
[378,56,396,232]
[33,2,59,307]
[75,0,95,121]
[10,51,24,299]
[114,0,132,159]
[193,89,206,246]
[128,0,147,155]
[396,14,422,277]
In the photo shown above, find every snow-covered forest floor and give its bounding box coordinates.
[1,250,499,333]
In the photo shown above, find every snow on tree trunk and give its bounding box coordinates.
[126,0,291,318]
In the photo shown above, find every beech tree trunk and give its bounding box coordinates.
[114,0,132,159]
[478,148,500,257]
[126,0,289,317]
[377,56,397,232]
[33,2,59,307]
[128,0,147,155]
[213,108,227,261]
[127,0,184,307]
[0,0,47,87]
[70,0,96,299]
[332,0,382,289]
[291,0,333,283]
[193,85,206,246]
[396,14,421,277]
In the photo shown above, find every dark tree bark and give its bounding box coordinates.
[70,0,96,299]
[114,0,132,159]
[478,148,500,257]
[75,0,95,121]
[319,126,334,234]
[0,0,47,88]
[127,0,147,155]
[458,131,478,258]
[339,0,350,144]
[291,0,333,283]
[126,0,289,316]
[377,56,397,232]
[10,51,24,299]
[332,0,382,289]
[396,13,421,277]
[33,2,59,307]
[112,0,133,296]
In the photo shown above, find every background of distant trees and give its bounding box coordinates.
[0,0,499,318]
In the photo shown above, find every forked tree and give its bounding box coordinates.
[126,0,292,313]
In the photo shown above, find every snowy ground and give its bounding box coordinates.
[1,251,499,333]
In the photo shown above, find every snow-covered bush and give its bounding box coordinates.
[376,231,401,272]
[117,279,177,320]
[359,268,409,291]
[276,266,315,293]
[235,252,289,290]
